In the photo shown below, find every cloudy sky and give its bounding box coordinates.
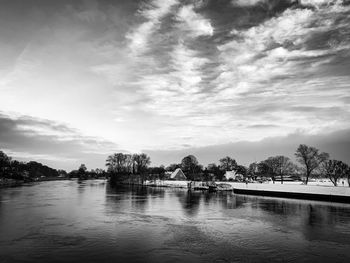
[0,0,350,170]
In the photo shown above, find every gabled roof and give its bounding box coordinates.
[170,168,187,180]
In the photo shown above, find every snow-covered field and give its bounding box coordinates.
[145,180,350,197]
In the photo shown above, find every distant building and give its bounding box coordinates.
[170,168,187,180]
[224,171,242,181]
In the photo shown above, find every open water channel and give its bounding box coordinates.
[1,180,350,262]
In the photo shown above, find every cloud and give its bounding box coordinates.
[0,0,349,168]
[0,112,121,170]
[130,0,350,149]
[210,1,350,137]
[231,0,264,7]
[176,5,213,37]
[169,42,210,93]
[217,7,316,85]
[2,149,77,163]
[145,128,350,167]
[126,0,178,55]
[300,0,334,7]
[231,0,335,8]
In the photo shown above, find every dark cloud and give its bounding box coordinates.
[146,129,350,167]
[0,113,120,170]
[341,96,350,104]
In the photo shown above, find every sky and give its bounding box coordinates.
[0,0,350,170]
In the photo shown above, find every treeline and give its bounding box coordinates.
[106,153,151,174]
[0,150,106,182]
[68,164,107,180]
[0,150,61,181]
[106,144,350,186]
[105,153,151,184]
[2,143,350,187]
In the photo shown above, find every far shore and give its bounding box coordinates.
[141,179,350,203]
[0,177,72,188]
[144,179,350,192]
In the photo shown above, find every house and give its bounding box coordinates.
[170,168,187,180]
[224,171,243,181]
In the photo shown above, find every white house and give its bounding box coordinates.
[170,168,187,180]
[224,170,242,181]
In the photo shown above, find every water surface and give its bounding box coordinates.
[1,180,350,263]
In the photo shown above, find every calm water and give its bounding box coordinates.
[1,180,350,263]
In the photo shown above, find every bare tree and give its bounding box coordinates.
[261,156,294,184]
[295,144,329,185]
[181,155,199,175]
[258,160,275,183]
[78,164,88,179]
[105,154,116,173]
[133,153,151,174]
[219,156,237,171]
[0,151,12,177]
[346,166,350,187]
[125,154,133,173]
[248,162,258,179]
[322,160,349,186]
[78,164,87,172]
[274,156,294,184]
[106,153,127,173]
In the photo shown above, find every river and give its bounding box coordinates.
[1,180,350,263]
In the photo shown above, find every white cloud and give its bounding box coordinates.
[4,148,77,163]
[300,0,334,7]
[130,0,350,149]
[232,0,341,8]
[232,0,263,7]
[176,5,213,37]
[126,0,178,55]
[170,42,209,92]
[216,4,349,92]
[137,42,210,117]
[208,2,350,143]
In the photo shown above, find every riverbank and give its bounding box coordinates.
[232,183,350,203]
[143,180,350,203]
[0,177,70,188]
[0,178,24,188]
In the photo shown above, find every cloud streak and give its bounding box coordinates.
[126,0,178,55]
[146,128,350,167]
[176,4,213,37]
[0,113,121,170]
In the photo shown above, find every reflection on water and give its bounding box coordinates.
[1,180,350,263]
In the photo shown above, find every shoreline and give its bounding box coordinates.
[141,180,350,203]
[0,179,24,188]
[233,188,350,203]
[0,177,70,188]
[3,178,350,203]
[0,177,110,188]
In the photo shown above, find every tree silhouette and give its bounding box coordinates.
[322,160,348,186]
[219,156,237,171]
[295,144,329,185]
